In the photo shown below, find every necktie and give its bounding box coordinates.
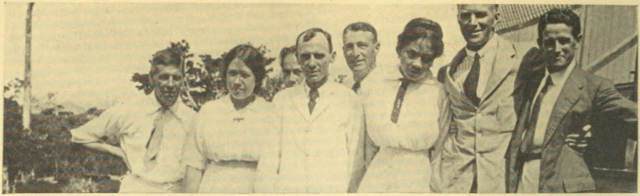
[390,79,412,123]
[144,108,166,171]
[351,82,361,93]
[463,53,481,106]
[308,87,319,114]
[520,76,553,154]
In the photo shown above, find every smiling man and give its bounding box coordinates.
[256,28,364,193]
[340,22,382,93]
[70,48,196,193]
[505,8,637,193]
[339,22,383,186]
[431,4,532,193]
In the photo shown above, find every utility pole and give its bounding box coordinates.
[23,2,34,131]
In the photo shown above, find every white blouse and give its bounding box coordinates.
[183,95,275,170]
[361,68,441,151]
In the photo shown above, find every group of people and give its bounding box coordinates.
[70,4,637,193]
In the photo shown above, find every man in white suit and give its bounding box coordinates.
[256,28,364,193]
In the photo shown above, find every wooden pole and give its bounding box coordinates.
[23,2,34,131]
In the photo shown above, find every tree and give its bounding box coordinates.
[23,2,34,131]
[131,40,278,111]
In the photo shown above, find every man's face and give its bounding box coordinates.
[297,33,335,83]
[151,64,184,108]
[457,4,499,48]
[399,37,436,81]
[281,53,304,88]
[540,23,581,72]
[226,58,256,100]
[342,30,379,78]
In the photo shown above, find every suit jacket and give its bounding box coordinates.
[431,35,531,193]
[255,80,365,193]
[505,63,638,193]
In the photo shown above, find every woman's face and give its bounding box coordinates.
[399,37,436,81]
[226,58,256,100]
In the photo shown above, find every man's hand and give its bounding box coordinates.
[565,125,592,153]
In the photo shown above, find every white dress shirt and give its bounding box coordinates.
[518,60,577,193]
[71,94,196,185]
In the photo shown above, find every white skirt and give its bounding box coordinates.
[358,147,432,193]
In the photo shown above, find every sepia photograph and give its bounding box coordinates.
[3,1,638,193]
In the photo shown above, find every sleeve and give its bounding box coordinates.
[359,80,380,168]
[594,78,638,135]
[255,95,284,193]
[432,84,453,160]
[70,106,122,143]
[347,96,366,192]
[182,113,208,170]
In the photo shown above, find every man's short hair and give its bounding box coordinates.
[343,22,378,43]
[537,8,581,41]
[150,48,183,75]
[296,28,333,53]
[279,45,297,67]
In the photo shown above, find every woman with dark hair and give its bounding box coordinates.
[182,44,276,193]
[357,18,446,193]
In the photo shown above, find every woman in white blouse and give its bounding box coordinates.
[182,44,276,193]
[357,18,447,193]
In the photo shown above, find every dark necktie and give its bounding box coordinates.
[144,108,166,171]
[463,54,481,106]
[390,79,412,123]
[520,76,553,154]
[308,87,319,114]
[351,82,361,93]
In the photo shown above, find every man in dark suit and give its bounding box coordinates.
[505,8,638,193]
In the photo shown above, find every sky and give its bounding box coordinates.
[4,3,468,109]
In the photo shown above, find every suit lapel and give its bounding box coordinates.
[542,68,585,147]
[480,36,518,104]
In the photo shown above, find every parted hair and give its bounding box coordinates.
[396,18,444,58]
[343,22,378,43]
[222,44,268,92]
[537,8,581,43]
[296,28,333,53]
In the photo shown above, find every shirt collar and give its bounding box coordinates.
[465,35,498,58]
[545,59,576,86]
[145,93,185,121]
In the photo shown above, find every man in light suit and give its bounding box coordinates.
[431,4,533,193]
[505,8,637,193]
[256,28,364,193]
[339,22,384,183]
